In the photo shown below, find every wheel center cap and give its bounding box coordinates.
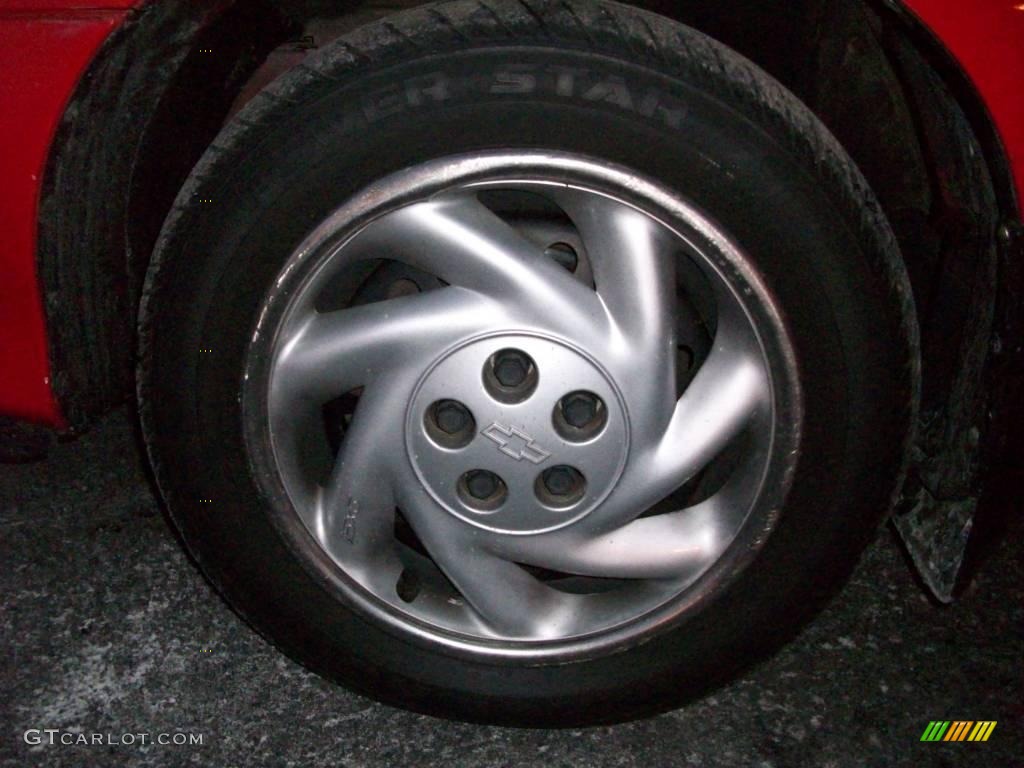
[405,332,630,535]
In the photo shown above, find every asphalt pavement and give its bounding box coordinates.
[2,408,1021,767]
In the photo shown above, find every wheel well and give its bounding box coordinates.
[39,0,1014,461]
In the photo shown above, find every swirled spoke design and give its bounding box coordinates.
[258,157,788,644]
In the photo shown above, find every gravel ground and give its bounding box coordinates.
[2,408,1021,767]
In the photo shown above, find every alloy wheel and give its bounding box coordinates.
[243,152,800,656]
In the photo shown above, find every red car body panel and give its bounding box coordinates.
[0,6,130,426]
[0,0,1021,427]
[904,0,1024,204]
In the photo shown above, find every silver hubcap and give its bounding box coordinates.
[407,332,629,535]
[244,152,799,653]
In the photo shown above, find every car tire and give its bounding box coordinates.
[138,0,918,726]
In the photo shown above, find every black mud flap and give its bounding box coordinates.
[892,488,974,603]
[893,221,1024,603]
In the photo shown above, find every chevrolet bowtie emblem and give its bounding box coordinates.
[481,423,551,464]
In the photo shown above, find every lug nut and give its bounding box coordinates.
[543,467,575,496]
[433,400,470,435]
[460,469,507,511]
[493,350,531,388]
[561,392,600,428]
[538,465,585,508]
[465,470,501,500]
[483,349,538,404]
[425,400,475,449]
[544,466,577,495]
